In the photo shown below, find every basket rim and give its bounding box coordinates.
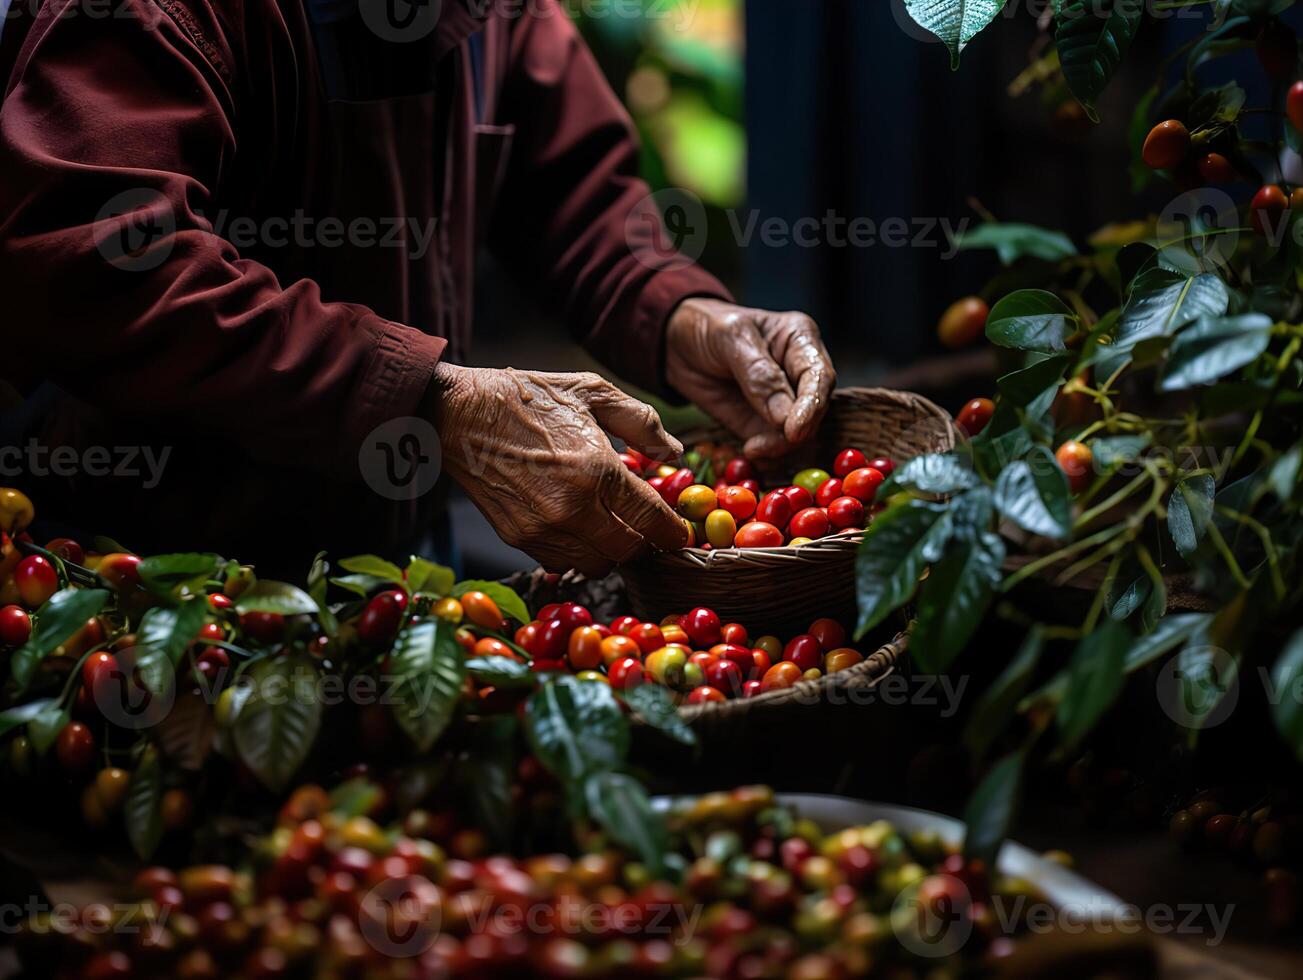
[665,385,959,564]
[630,629,909,725]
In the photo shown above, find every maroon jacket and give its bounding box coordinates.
[0,0,728,571]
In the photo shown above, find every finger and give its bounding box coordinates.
[743,429,792,459]
[603,462,690,553]
[694,387,790,460]
[778,316,836,444]
[580,377,683,461]
[726,319,798,431]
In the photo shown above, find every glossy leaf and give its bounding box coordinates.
[28,701,70,754]
[125,745,165,860]
[986,290,1076,353]
[234,581,318,616]
[994,446,1073,539]
[962,751,1024,868]
[1161,314,1272,390]
[526,676,629,782]
[1270,628,1303,762]
[623,683,698,747]
[1168,475,1216,558]
[854,501,954,639]
[0,698,58,739]
[955,221,1076,264]
[912,532,1005,673]
[406,557,454,597]
[1104,270,1230,375]
[137,553,221,595]
[11,588,110,693]
[139,597,208,667]
[463,717,516,848]
[234,654,323,791]
[880,453,977,496]
[1055,620,1131,750]
[1055,0,1144,121]
[903,0,1009,68]
[337,555,406,585]
[995,353,1072,407]
[465,655,534,688]
[586,771,668,875]
[389,620,466,752]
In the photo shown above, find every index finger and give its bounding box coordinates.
[780,316,836,444]
[603,461,690,553]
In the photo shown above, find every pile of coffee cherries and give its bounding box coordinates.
[618,447,894,549]
[17,783,1041,978]
[488,603,864,703]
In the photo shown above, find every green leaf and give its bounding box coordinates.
[954,222,1076,265]
[1055,620,1132,750]
[962,751,1024,868]
[964,629,1042,760]
[993,446,1073,539]
[854,501,954,639]
[1170,644,1239,732]
[1128,85,1158,192]
[912,532,1005,673]
[1109,575,1151,621]
[1270,628,1303,762]
[234,654,323,792]
[406,557,455,597]
[880,453,976,496]
[452,580,532,627]
[465,655,535,689]
[1124,613,1212,672]
[329,777,385,819]
[526,676,629,782]
[986,290,1076,353]
[137,553,221,595]
[138,597,208,668]
[1055,0,1143,122]
[1168,475,1216,558]
[11,588,110,692]
[28,701,71,754]
[1093,433,1152,467]
[623,684,698,746]
[307,551,329,607]
[585,771,669,875]
[329,573,390,598]
[1161,314,1272,390]
[234,581,318,616]
[462,717,517,849]
[903,0,1009,68]
[1102,270,1230,374]
[995,353,1072,407]
[1269,446,1301,501]
[337,555,406,585]
[389,620,466,752]
[0,698,58,739]
[125,746,165,860]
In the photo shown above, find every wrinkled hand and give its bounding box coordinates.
[666,298,836,458]
[431,364,689,577]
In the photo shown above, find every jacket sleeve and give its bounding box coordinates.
[489,1,732,397]
[0,0,444,476]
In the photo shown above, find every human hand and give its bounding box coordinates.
[665,298,835,458]
[431,364,688,577]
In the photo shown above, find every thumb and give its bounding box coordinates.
[581,379,683,461]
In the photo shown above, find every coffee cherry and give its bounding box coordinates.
[1142,120,1190,171]
[0,604,31,646]
[955,398,996,437]
[1196,152,1236,184]
[1290,81,1303,136]
[1055,440,1093,493]
[937,296,989,348]
[1251,184,1288,236]
[14,555,57,608]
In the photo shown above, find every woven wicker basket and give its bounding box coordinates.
[619,387,960,637]
[663,629,910,736]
